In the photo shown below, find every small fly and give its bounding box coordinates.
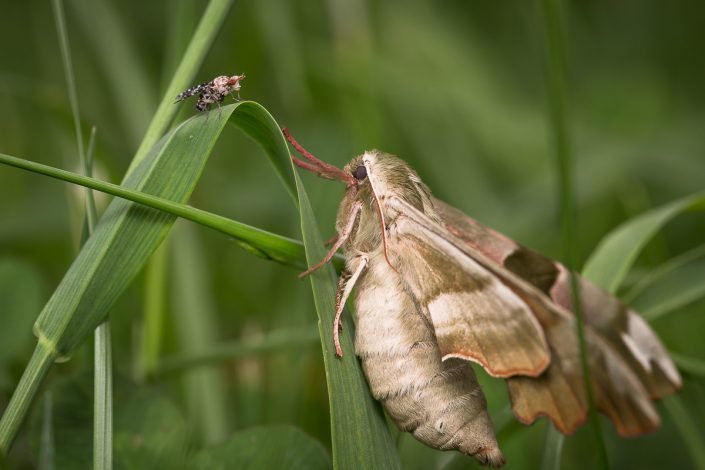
[175,74,245,112]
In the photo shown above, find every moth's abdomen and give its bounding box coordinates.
[353,258,505,467]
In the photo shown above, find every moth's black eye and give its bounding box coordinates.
[353,165,367,181]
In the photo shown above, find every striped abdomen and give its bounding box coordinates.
[353,256,505,467]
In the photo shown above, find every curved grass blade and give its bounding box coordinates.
[0,101,399,467]
[293,175,401,469]
[231,102,401,467]
[640,260,705,321]
[129,0,235,171]
[540,0,605,465]
[0,103,236,451]
[583,191,705,293]
[669,352,705,378]
[582,191,705,470]
[623,242,705,304]
[0,152,341,271]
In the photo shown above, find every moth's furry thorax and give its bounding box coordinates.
[337,150,438,254]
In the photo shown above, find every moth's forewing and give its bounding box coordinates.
[388,196,667,437]
[388,218,550,378]
[433,197,682,399]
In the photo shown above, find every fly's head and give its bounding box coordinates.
[228,74,245,91]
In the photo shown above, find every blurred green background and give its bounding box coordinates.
[0,0,704,468]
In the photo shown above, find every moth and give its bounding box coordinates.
[282,129,682,467]
[174,74,245,112]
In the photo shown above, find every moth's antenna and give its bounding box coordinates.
[363,159,399,275]
[282,128,355,185]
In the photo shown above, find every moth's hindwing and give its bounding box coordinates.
[387,196,666,437]
[433,197,682,401]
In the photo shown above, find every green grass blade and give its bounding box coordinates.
[0,150,340,271]
[38,393,54,470]
[38,105,240,360]
[161,0,200,89]
[0,346,54,452]
[293,170,401,469]
[540,426,564,470]
[641,274,705,321]
[230,104,298,202]
[539,0,606,465]
[85,138,113,470]
[669,352,705,377]
[67,0,156,146]
[581,192,705,469]
[128,0,235,172]
[0,100,388,464]
[583,191,705,293]
[623,243,705,303]
[50,0,86,170]
[217,98,400,467]
[170,222,229,445]
[0,103,237,452]
[84,127,98,231]
[52,1,113,463]
[136,243,169,381]
[93,322,112,470]
[226,90,400,467]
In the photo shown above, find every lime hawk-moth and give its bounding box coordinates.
[283,130,682,467]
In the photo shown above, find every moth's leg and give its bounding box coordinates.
[298,200,362,279]
[334,271,351,331]
[323,233,339,247]
[333,255,368,357]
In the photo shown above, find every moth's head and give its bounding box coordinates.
[342,150,431,211]
[283,129,436,253]
[282,129,433,212]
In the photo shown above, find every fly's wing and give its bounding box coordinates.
[388,197,666,436]
[433,197,682,399]
[174,82,209,102]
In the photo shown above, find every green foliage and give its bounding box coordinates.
[0,0,704,469]
[192,424,331,470]
[0,261,44,390]
[294,170,401,469]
